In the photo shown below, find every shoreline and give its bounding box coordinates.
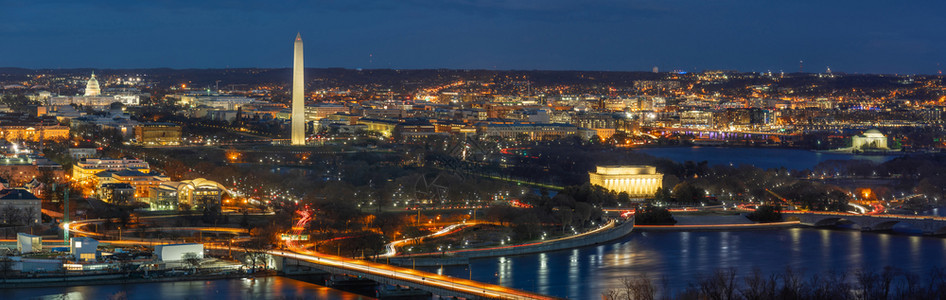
[390,218,635,266]
[0,272,269,289]
[635,221,800,231]
[633,144,937,156]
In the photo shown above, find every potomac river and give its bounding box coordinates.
[636,146,899,170]
[15,229,946,300]
[435,228,946,299]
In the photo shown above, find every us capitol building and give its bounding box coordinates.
[589,165,663,198]
[48,72,140,108]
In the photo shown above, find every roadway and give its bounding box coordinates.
[278,246,558,300]
[65,216,557,300]
[379,222,473,257]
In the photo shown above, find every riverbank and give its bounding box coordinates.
[635,221,800,231]
[390,218,635,266]
[0,271,272,289]
[635,214,800,231]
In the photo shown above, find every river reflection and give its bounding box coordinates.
[436,229,946,300]
[7,276,372,300]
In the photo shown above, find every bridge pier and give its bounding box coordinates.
[786,212,946,236]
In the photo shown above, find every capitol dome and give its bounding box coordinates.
[84,72,101,96]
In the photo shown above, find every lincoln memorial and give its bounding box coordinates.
[589,165,663,198]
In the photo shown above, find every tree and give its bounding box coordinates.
[617,191,631,204]
[653,187,672,203]
[671,182,704,204]
[634,205,677,225]
[555,207,574,233]
[512,213,541,240]
[1,205,22,225]
[697,268,738,300]
[23,207,38,225]
[484,205,518,227]
[242,235,271,273]
[373,212,402,239]
[747,204,783,223]
[182,252,202,272]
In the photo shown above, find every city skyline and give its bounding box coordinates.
[1,1,945,74]
[2,2,946,299]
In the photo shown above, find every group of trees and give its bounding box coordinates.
[0,205,36,226]
[0,94,39,113]
[747,204,783,223]
[653,183,711,205]
[634,206,676,225]
[603,266,946,300]
[558,183,628,207]
[479,185,611,241]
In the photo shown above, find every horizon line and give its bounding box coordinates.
[0,66,939,76]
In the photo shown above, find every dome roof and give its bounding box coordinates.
[862,129,884,137]
[84,73,101,96]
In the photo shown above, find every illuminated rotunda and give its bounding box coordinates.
[84,72,101,96]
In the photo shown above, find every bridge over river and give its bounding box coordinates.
[785,211,946,235]
[66,217,557,300]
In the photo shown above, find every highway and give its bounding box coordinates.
[379,222,472,257]
[276,246,558,300]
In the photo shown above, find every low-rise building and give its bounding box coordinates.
[68,148,98,159]
[17,233,41,254]
[95,169,169,199]
[69,109,139,139]
[70,237,99,261]
[357,118,399,137]
[476,123,583,141]
[0,154,65,186]
[0,188,41,224]
[679,110,714,128]
[148,185,179,210]
[154,243,203,262]
[306,104,348,122]
[98,182,136,204]
[588,165,663,198]
[14,257,63,272]
[73,158,150,183]
[0,124,69,142]
[148,178,226,210]
[134,122,182,146]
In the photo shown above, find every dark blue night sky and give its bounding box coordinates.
[2,0,944,74]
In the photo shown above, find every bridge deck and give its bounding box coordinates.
[269,248,559,300]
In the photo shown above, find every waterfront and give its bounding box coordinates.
[7,276,372,300]
[434,228,946,300]
[636,146,900,170]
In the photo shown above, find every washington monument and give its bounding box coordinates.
[291,32,305,145]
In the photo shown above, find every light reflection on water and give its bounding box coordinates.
[537,253,549,295]
[439,229,946,300]
[7,276,371,300]
[568,249,579,297]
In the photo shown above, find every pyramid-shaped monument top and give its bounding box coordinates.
[295,33,302,41]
